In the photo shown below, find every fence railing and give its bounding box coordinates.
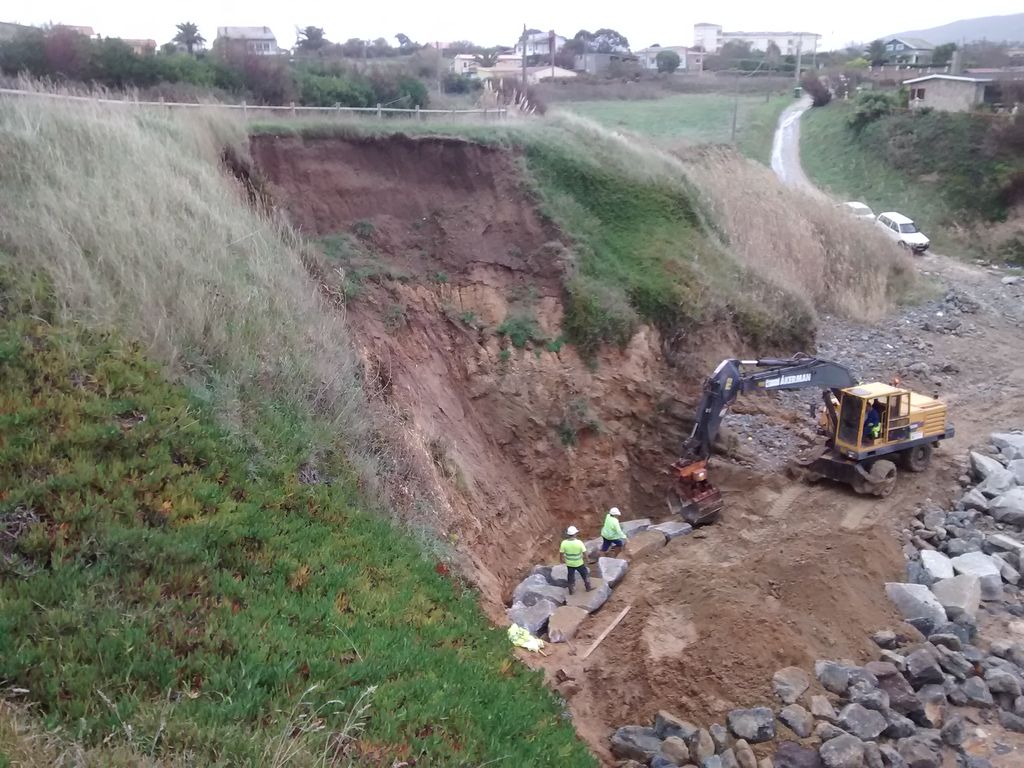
[0,87,509,120]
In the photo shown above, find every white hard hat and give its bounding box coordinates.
[609,507,621,517]
[566,525,579,536]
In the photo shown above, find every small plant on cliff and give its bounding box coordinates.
[556,397,602,447]
[497,311,545,349]
[351,219,376,239]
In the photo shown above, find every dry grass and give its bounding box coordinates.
[677,146,917,321]
[0,90,385,488]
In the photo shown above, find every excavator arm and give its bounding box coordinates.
[670,354,858,525]
[682,355,859,460]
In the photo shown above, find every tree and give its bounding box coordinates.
[867,39,887,66]
[720,40,753,60]
[932,43,956,67]
[338,38,365,58]
[801,75,831,107]
[473,51,499,67]
[655,49,680,74]
[173,22,205,55]
[296,27,328,53]
[765,41,781,66]
[592,28,629,53]
[848,91,897,132]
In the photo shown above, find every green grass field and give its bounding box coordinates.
[559,92,791,164]
[799,102,954,251]
[0,266,594,766]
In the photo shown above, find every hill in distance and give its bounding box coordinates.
[888,13,1024,45]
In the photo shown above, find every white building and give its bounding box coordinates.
[514,30,566,58]
[215,26,280,57]
[693,23,820,56]
[635,45,691,71]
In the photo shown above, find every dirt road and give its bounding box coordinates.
[770,96,822,196]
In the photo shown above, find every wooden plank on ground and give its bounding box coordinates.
[581,605,631,660]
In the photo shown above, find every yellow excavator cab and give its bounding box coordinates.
[832,383,949,461]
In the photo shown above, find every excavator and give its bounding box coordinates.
[667,354,955,525]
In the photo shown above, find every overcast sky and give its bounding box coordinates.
[12,2,1024,51]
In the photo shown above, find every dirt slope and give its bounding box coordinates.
[249,132,1024,762]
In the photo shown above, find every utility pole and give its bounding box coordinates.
[521,24,528,88]
[730,68,740,144]
[795,38,803,83]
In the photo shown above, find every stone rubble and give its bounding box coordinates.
[604,433,1024,768]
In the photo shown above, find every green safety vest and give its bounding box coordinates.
[601,514,625,541]
[560,538,586,567]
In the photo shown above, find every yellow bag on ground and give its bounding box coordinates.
[507,623,545,652]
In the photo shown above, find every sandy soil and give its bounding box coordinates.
[250,132,1024,764]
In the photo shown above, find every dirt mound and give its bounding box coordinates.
[249,133,925,760]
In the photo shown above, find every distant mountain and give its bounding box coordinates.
[888,13,1024,45]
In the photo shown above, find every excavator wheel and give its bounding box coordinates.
[901,444,933,473]
[867,460,898,498]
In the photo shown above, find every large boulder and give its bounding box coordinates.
[1009,459,1024,485]
[773,667,810,704]
[882,709,918,739]
[815,660,852,695]
[774,742,824,768]
[819,734,866,768]
[506,599,558,634]
[690,728,716,763]
[992,432,1024,461]
[990,552,1021,585]
[960,488,989,512]
[734,739,757,768]
[622,518,652,536]
[727,707,776,743]
[659,735,690,765]
[565,578,611,613]
[905,647,944,688]
[919,551,954,581]
[546,565,570,587]
[610,725,663,762]
[597,556,629,587]
[877,669,921,715]
[884,583,947,631]
[625,529,668,559]
[961,675,994,707]
[984,668,1023,696]
[929,574,981,621]
[950,552,1003,600]
[977,467,1016,498]
[971,451,1006,481]
[837,703,887,741]
[896,734,941,768]
[651,520,694,540]
[655,710,699,741]
[991,488,1024,527]
[987,533,1024,556]
[512,574,568,607]
[810,695,839,723]
[547,605,589,642]
[779,704,814,738]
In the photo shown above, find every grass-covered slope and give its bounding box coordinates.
[801,101,1024,260]
[0,268,592,766]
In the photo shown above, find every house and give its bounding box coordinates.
[903,74,996,112]
[450,54,478,76]
[0,21,34,41]
[514,30,565,58]
[635,45,691,71]
[686,49,705,72]
[214,27,280,57]
[121,38,157,56]
[693,23,819,56]
[883,37,934,65]
[54,25,95,37]
[574,52,638,75]
[525,65,576,84]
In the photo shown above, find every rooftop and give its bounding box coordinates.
[216,26,277,41]
[902,74,994,85]
[890,36,935,50]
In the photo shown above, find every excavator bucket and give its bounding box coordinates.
[666,458,723,526]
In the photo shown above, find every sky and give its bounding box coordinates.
[10,1,1024,52]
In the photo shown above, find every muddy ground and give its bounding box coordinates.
[250,132,1024,764]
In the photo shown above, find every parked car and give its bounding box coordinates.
[875,211,930,253]
[837,201,875,221]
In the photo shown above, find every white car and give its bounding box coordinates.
[838,201,875,221]
[875,211,930,254]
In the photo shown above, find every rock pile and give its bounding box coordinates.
[507,517,693,638]
[608,432,1024,767]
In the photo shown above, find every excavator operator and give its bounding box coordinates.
[864,400,883,442]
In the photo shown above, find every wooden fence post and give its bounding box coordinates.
[242,100,247,119]
[376,103,382,119]
[415,105,421,121]
[290,101,296,116]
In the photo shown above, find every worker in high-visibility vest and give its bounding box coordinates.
[600,506,627,557]
[560,526,592,595]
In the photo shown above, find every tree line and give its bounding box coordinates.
[0,24,430,107]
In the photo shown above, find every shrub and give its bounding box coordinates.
[562,276,639,356]
[656,50,681,74]
[497,311,545,348]
[847,91,897,132]
[801,75,832,107]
